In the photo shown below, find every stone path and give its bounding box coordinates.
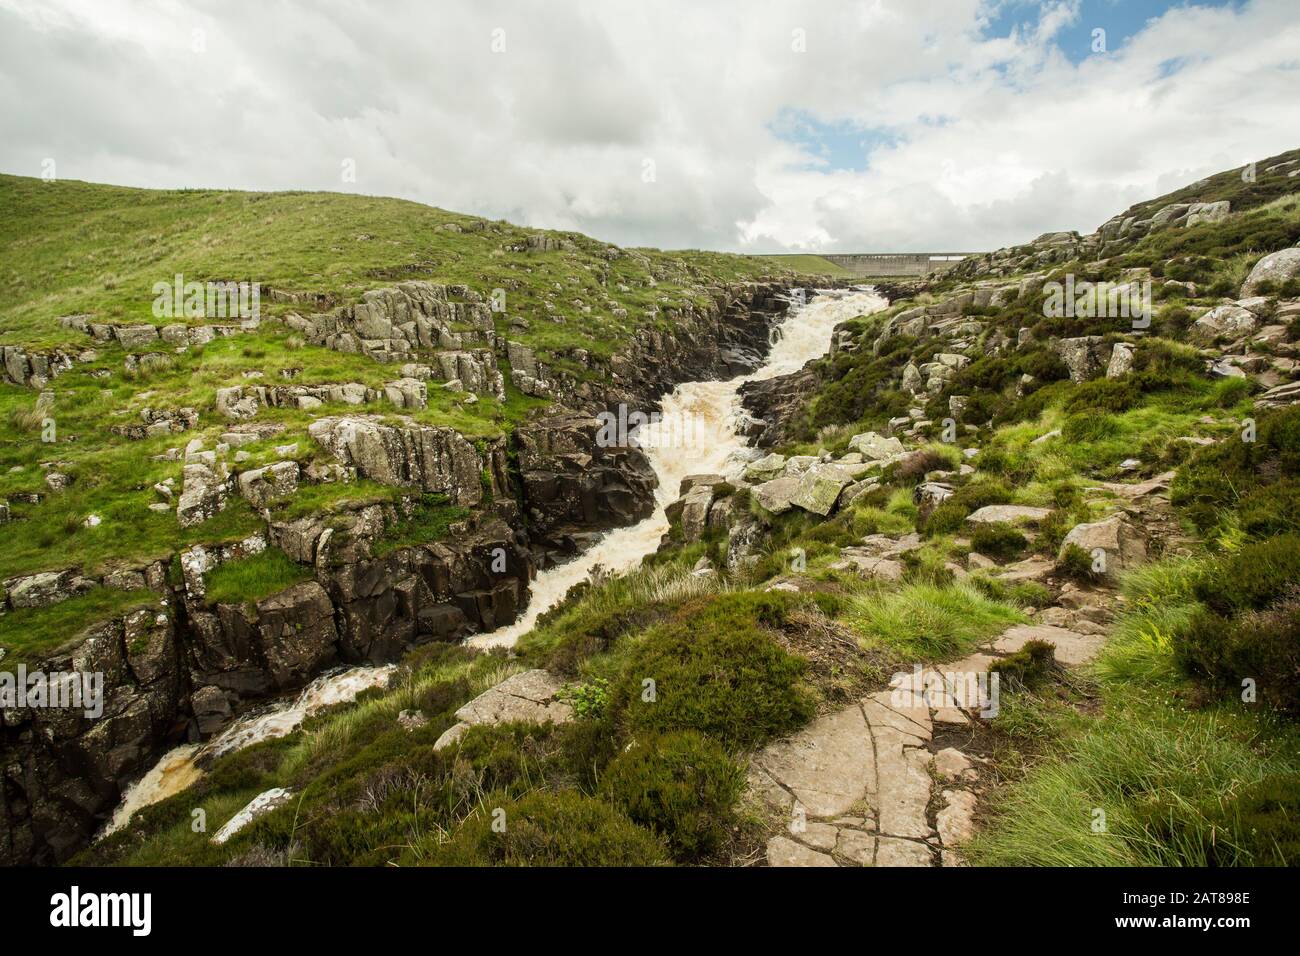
[751,617,1111,867]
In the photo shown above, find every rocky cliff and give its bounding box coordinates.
[0,277,804,865]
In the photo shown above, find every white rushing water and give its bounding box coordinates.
[103,287,886,832]
[101,664,395,838]
[467,286,887,649]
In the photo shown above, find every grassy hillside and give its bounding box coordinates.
[76,152,1300,869]
[1110,146,1300,228]
[0,174,799,354]
[0,174,825,658]
[758,254,857,278]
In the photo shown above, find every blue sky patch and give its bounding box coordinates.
[983,0,1242,65]
[770,109,904,173]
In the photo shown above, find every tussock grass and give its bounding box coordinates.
[203,549,312,606]
[847,581,1026,660]
[1094,557,1207,686]
[517,560,726,668]
[970,689,1300,866]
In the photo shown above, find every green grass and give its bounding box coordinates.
[971,685,1300,866]
[758,254,856,278]
[203,549,312,606]
[0,586,158,663]
[371,493,471,557]
[972,555,1300,866]
[0,172,813,586]
[847,581,1027,660]
[0,173,800,352]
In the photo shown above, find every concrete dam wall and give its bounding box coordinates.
[820,253,974,277]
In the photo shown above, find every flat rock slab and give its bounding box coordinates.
[966,505,1052,525]
[874,742,933,840]
[434,669,572,749]
[876,837,933,867]
[767,836,838,867]
[753,704,875,818]
[994,557,1054,583]
[755,691,940,866]
[992,623,1105,667]
[836,550,905,582]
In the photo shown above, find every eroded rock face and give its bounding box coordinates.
[515,410,656,551]
[253,582,340,688]
[0,608,183,866]
[308,415,485,506]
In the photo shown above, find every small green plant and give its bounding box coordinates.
[993,639,1056,689]
[561,678,610,720]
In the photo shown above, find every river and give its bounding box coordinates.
[101,286,887,835]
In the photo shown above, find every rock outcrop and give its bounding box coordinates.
[516,410,657,552]
[308,415,486,506]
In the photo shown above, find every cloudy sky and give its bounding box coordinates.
[2,0,1298,253]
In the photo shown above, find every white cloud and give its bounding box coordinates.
[0,0,1296,252]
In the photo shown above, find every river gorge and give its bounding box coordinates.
[101,287,888,835]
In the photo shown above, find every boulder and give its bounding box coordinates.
[1186,200,1230,228]
[678,474,723,496]
[752,476,800,514]
[4,569,93,610]
[743,453,786,482]
[212,788,294,845]
[835,550,904,582]
[382,377,427,409]
[113,325,161,349]
[177,460,230,528]
[434,669,573,750]
[1054,336,1108,382]
[913,482,953,509]
[1105,343,1135,378]
[236,461,299,510]
[1241,247,1300,297]
[848,431,905,461]
[1059,515,1147,583]
[668,484,716,541]
[790,463,853,516]
[966,505,1052,526]
[1192,305,1257,342]
[215,386,259,421]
